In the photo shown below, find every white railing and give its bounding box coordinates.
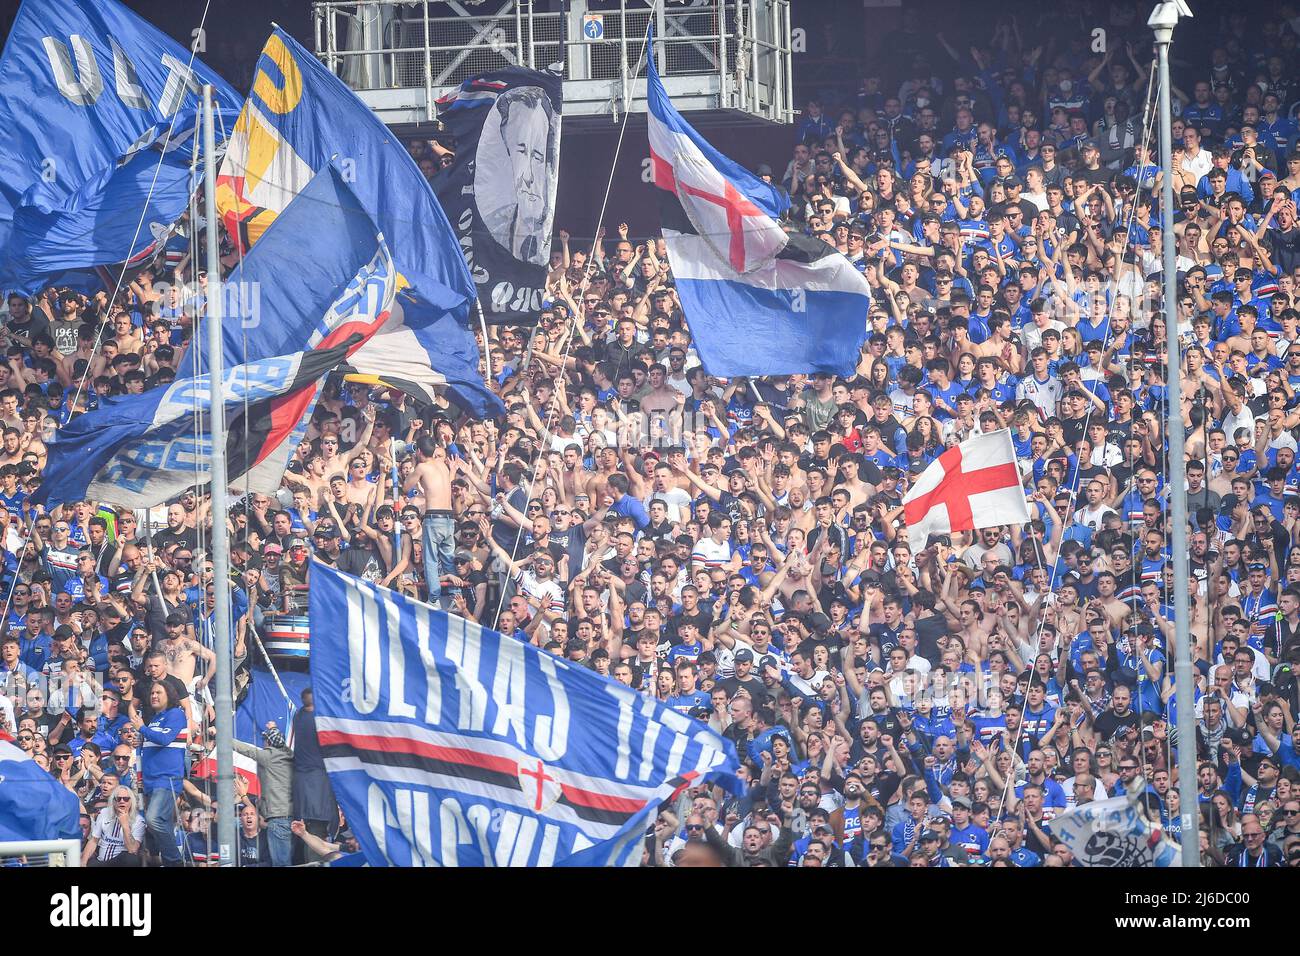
[310,0,792,124]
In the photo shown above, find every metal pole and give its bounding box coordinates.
[1152,2,1199,868]
[202,85,237,867]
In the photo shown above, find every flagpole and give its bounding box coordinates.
[1150,0,1199,868]
[202,84,237,866]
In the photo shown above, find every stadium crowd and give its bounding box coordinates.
[6,4,1300,867]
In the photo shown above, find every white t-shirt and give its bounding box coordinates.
[691,537,734,570]
[644,488,693,524]
[91,808,147,861]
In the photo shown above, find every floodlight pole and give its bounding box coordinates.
[1150,0,1199,868]
[202,85,236,866]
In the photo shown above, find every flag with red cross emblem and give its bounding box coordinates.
[902,430,1032,550]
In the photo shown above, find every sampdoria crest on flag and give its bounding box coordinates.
[1050,792,1182,867]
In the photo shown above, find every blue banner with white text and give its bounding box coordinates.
[307,561,739,867]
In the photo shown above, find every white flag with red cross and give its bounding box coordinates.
[902,430,1031,551]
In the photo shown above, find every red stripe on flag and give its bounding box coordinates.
[318,728,649,813]
[904,444,1020,532]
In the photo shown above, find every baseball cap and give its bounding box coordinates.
[951,796,972,809]
[288,537,308,550]
[734,647,755,663]
[262,543,283,554]
[920,829,942,841]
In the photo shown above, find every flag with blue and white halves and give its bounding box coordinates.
[646,30,871,377]
[0,0,242,294]
[308,561,740,867]
[1049,792,1181,867]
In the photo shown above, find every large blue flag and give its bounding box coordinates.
[646,31,871,376]
[217,27,474,320]
[217,27,497,415]
[32,341,359,509]
[0,738,82,843]
[224,164,501,419]
[308,561,740,867]
[0,0,242,293]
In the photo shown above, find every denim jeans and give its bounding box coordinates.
[266,816,292,867]
[422,512,457,608]
[145,785,181,866]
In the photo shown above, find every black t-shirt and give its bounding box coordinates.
[140,673,190,720]
[152,527,198,554]
[1092,707,1139,742]
[237,829,272,867]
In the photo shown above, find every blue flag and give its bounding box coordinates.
[223,164,501,418]
[0,0,242,293]
[646,30,871,376]
[32,341,358,509]
[308,561,740,867]
[216,27,497,414]
[0,739,82,843]
[217,27,474,320]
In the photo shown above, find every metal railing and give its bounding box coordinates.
[311,0,792,123]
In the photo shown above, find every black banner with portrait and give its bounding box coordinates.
[432,67,562,325]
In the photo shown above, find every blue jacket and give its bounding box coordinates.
[139,707,188,792]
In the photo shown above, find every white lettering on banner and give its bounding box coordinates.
[392,787,436,866]
[156,52,201,117]
[367,788,574,866]
[465,803,496,861]
[533,653,570,760]
[367,783,393,864]
[489,635,528,746]
[43,36,103,106]
[348,587,382,713]
[383,592,416,719]
[108,37,149,110]
[414,610,442,724]
[603,682,636,780]
[43,34,201,115]
[638,696,662,783]
[444,615,487,731]
[439,796,472,866]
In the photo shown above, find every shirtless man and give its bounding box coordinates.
[404,436,455,609]
[832,454,875,510]
[585,446,621,502]
[156,612,216,691]
[558,443,588,505]
[639,363,682,417]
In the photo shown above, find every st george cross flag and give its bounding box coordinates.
[902,429,1030,550]
[646,31,871,377]
[31,340,361,509]
[1050,792,1181,867]
[308,561,740,867]
[0,737,82,842]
